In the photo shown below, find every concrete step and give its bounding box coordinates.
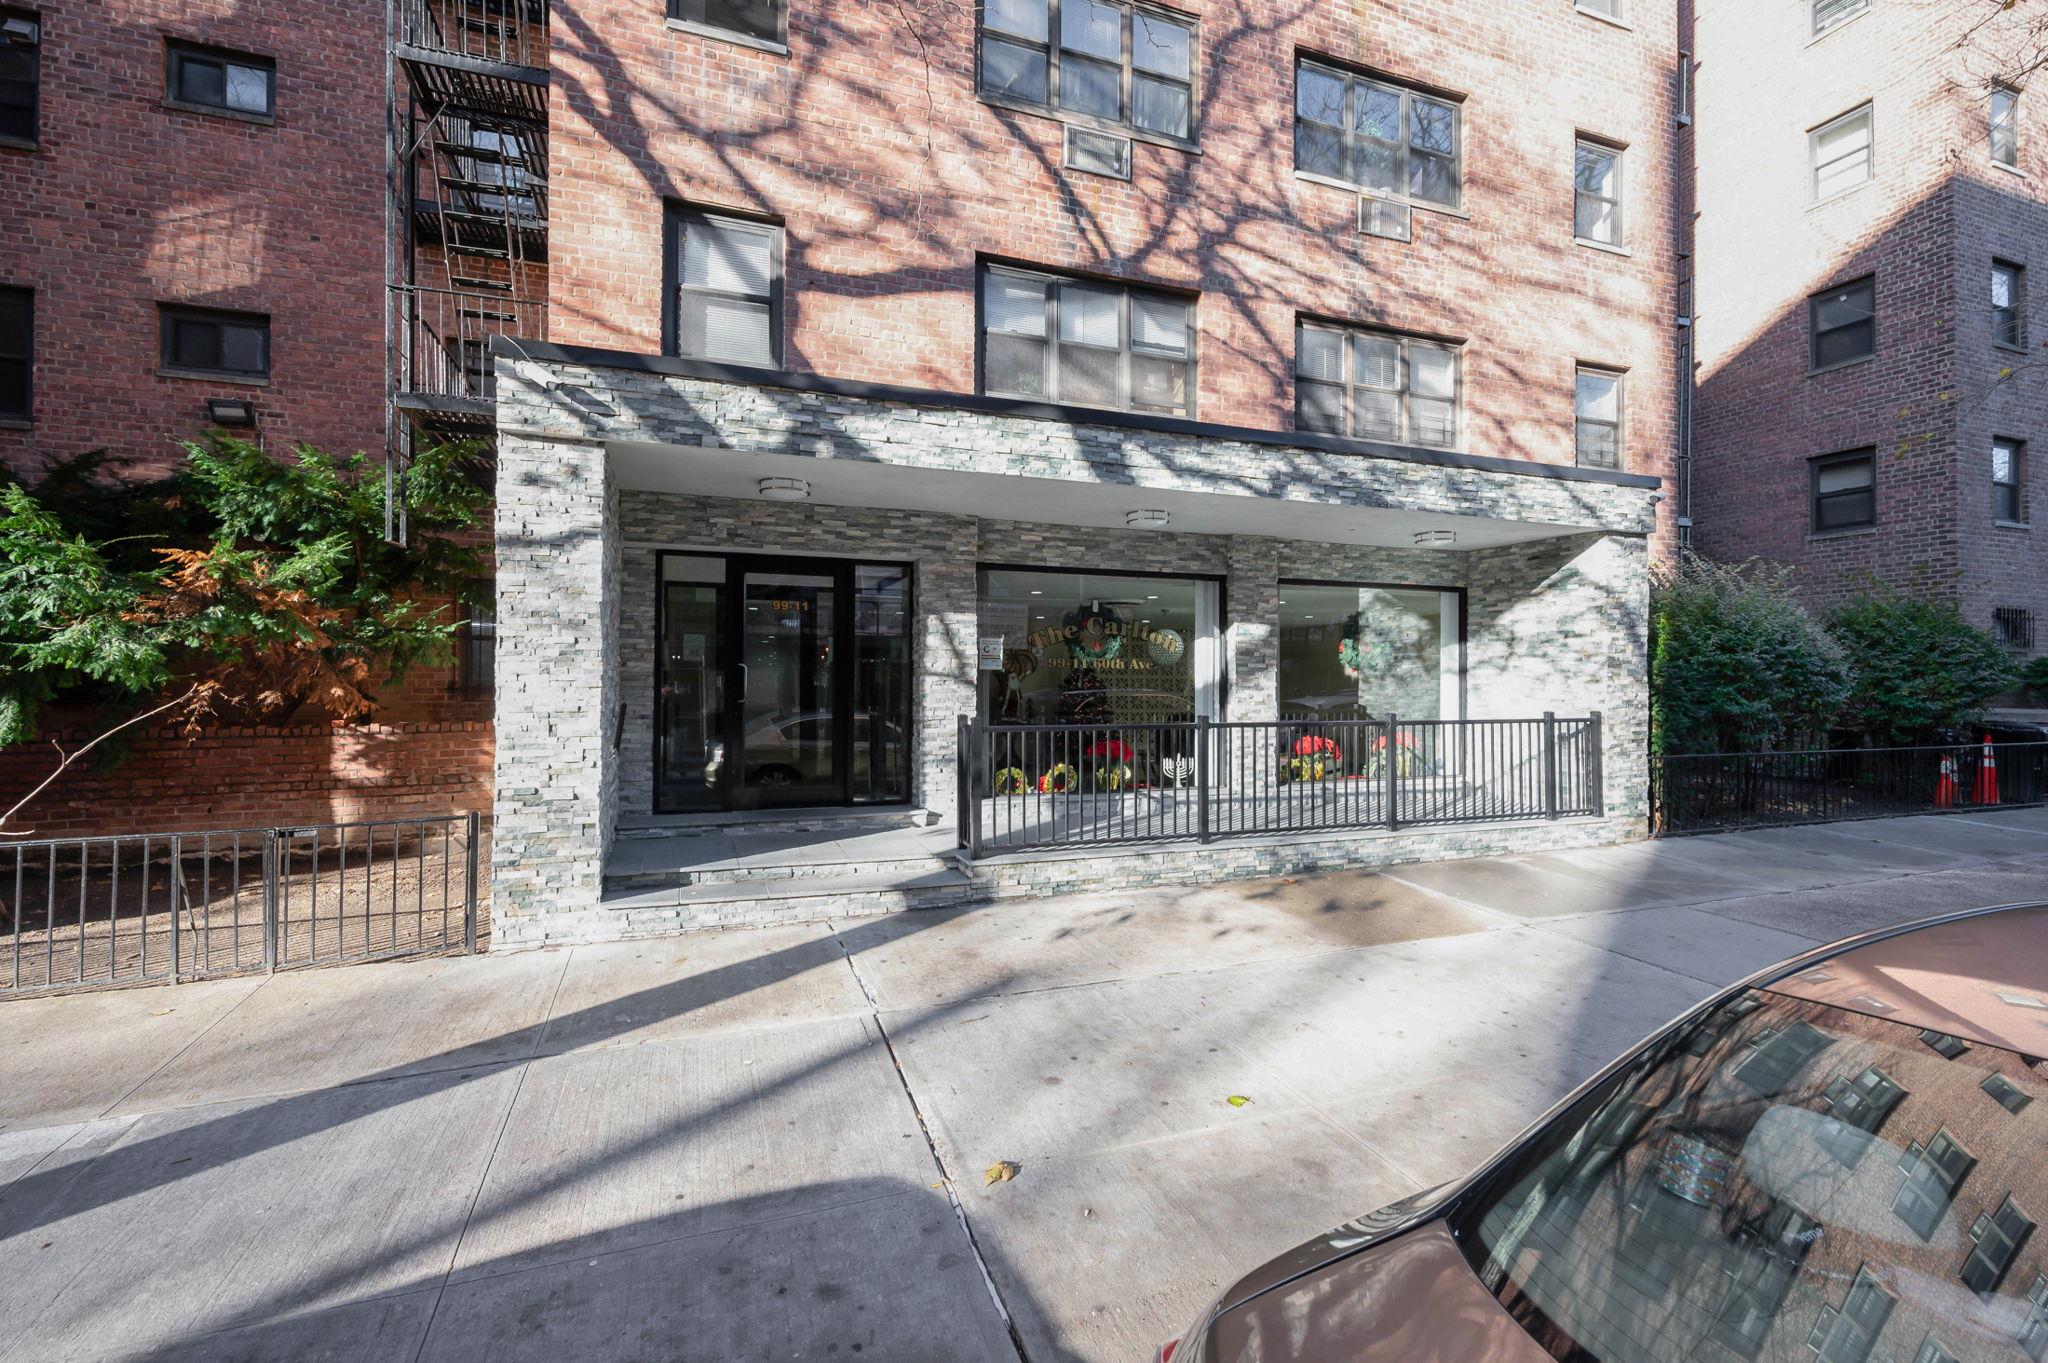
[598,866,982,931]
[615,807,939,840]
[605,853,961,891]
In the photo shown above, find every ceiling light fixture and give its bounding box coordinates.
[758,477,811,501]
[1413,529,1457,547]
[1125,509,1171,530]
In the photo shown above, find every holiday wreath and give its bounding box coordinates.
[1062,604,1124,663]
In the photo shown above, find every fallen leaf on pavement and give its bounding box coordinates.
[1226,1095,1253,1108]
[984,1160,1020,1186]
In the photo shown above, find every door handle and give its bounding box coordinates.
[737,663,748,705]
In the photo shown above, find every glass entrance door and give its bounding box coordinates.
[656,553,914,813]
[736,563,839,809]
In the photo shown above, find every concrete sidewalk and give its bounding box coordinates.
[2,809,2045,1362]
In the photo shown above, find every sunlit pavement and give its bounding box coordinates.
[2,809,2045,1362]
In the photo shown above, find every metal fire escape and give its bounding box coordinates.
[390,0,548,437]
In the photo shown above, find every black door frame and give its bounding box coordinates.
[654,550,915,814]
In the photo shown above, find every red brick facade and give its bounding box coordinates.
[550,0,1683,529]
[1689,0,2046,666]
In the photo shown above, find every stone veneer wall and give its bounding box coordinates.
[492,432,619,935]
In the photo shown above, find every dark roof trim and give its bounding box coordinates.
[490,337,1664,492]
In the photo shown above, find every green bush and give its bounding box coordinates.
[2024,655,2048,703]
[1651,554,1851,754]
[1828,592,2020,744]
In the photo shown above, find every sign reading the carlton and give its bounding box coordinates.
[1024,608,1186,667]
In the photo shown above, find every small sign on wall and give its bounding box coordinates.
[978,637,1006,670]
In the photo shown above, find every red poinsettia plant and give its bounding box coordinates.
[1291,734,1342,761]
[1084,738,1135,763]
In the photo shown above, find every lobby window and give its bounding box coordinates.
[1277,583,1461,724]
[980,264,1194,415]
[165,41,275,119]
[666,208,780,369]
[978,0,1195,143]
[159,305,270,380]
[1575,366,1624,468]
[1811,0,1869,38]
[0,285,27,420]
[1574,138,1624,247]
[1993,261,2025,350]
[1810,276,1876,370]
[977,567,1220,726]
[0,9,36,146]
[1295,58,1461,209]
[1963,1197,2033,1295]
[1812,449,1875,531]
[1992,86,2019,168]
[1811,103,1874,200]
[1994,438,2026,523]
[667,0,784,48]
[1296,321,1459,448]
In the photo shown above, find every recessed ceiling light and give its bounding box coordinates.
[1029,590,1043,596]
[1146,594,1159,600]
[1413,529,1457,546]
[1125,509,1171,530]
[758,477,811,501]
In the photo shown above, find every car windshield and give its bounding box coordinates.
[1452,986,2048,1363]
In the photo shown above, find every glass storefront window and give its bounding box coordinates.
[977,567,1221,725]
[1276,582,1461,721]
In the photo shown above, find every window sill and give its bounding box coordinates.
[1806,8,1872,45]
[1990,158,2026,178]
[1808,355,1875,377]
[1996,519,2032,530]
[1809,525,1877,541]
[161,98,276,127]
[0,415,31,430]
[1293,169,1468,219]
[156,367,270,387]
[0,134,36,152]
[976,92,1199,156]
[1573,6,1633,30]
[664,17,789,56]
[1573,236,1631,257]
[1995,341,2030,355]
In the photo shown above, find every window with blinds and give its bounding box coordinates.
[1811,449,1876,531]
[1811,0,1869,38]
[980,264,1193,415]
[1296,321,1460,449]
[667,209,780,369]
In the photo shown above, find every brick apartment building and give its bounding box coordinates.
[0,0,1685,935]
[1687,0,2047,687]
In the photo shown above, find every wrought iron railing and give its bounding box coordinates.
[0,814,481,996]
[957,714,1602,857]
[391,284,544,406]
[1653,742,2048,835]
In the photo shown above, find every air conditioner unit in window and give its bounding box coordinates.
[1359,193,1412,242]
[1064,125,1131,181]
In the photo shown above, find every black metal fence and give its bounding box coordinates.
[0,814,481,997]
[1652,743,2048,834]
[957,714,1602,856]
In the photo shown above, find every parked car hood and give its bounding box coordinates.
[1206,1222,1551,1363]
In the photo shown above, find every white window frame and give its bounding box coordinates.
[1811,103,1875,201]
[1574,137,1625,248]
[1811,0,1870,39]
[1992,85,2020,168]
[1295,320,1463,450]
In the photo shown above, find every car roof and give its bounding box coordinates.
[1765,902,2048,1056]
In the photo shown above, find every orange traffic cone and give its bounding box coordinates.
[1935,753,1959,808]
[1974,735,2001,806]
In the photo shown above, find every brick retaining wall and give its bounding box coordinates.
[0,721,493,838]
